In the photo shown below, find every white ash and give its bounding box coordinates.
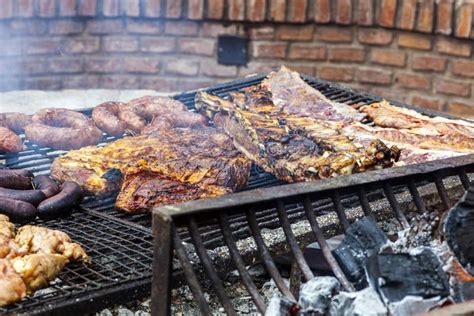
[329,287,387,316]
[388,296,449,316]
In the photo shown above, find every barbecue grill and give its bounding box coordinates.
[0,73,473,314]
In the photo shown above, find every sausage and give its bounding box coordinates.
[0,171,32,190]
[0,169,33,178]
[0,126,23,153]
[92,102,128,137]
[0,113,32,134]
[0,188,45,205]
[0,197,37,223]
[33,175,59,198]
[118,109,146,133]
[37,181,82,219]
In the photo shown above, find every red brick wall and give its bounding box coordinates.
[0,0,473,117]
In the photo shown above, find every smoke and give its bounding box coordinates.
[0,20,21,95]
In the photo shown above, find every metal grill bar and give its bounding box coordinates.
[356,187,374,218]
[331,191,350,231]
[459,169,471,190]
[383,183,409,229]
[407,180,427,213]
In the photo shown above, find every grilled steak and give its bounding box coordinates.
[195,75,400,182]
[51,125,251,213]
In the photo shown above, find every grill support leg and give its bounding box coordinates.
[289,260,301,301]
[151,213,173,316]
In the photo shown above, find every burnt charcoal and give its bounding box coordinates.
[329,287,387,316]
[444,185,474,272]
[365,248,450,303]
[265,295,299,316]
[332,216,388,289]
[298,276,340,314]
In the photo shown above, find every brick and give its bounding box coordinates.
[455,3,473,38]
[396,73,431,90]
[101,76,140,89]
[0,0,13,19]
[269,0,286,22]
[86,20,123,34]
[336,0,352,24]
[16,0,34,17]
[316,26,353,43]
[19,59,48,75]
[412,55,446,72]
[59,0,76,16]
[201,60,238,78]
[452,60,474,78]
[166,0,182,18]
[434,79,471,97]
[144,0,160,17]
[123,0,140,16]
[378,0,397,27]
[178,38,215,56]
[62,76,100,89]
[398,33,431,50]
[398,0,416,30]
[85,58,122,73]
[48,59,83,73]
[314,0,331,23]
[239,62,280,77]
[207,0,224,19]
[78,0,97,16]
[436,37,471,57]
[123,58,160,74]
[436,0,453,35]
[23,77,62,90]
[356,68,392,85]
[165,59,199,76]
[357,0,374,25]
[127,20,161,34]
[140,37,176,53]
[328,47,365,62]
[38,0,56,17]
[370,49,406,67]
[102,0,119,16]
[141,77,177,91]
[247,0,266,22]
[288,44,326,60]
[179,79,215,91]
[252,42,287,59]
[49,21,83,35]
[9,20,47,35]
[201,23,237,37]
[188,0,204,19]
[24,39,60,55]
[288,0,308,23]
[164,21,199,36]
[411,95,443,111]
[276,25,313,41]
[0,40,22,56]
[63,38,100,54]
[249,26,274,40]
[103,37,138,52]
[319,66,354,82]
[285,64,315,76]
[228,0,245,20]
[447,101,474,118]
[371,87,408,103]
[416,0,434,33]
[358,28,393,45]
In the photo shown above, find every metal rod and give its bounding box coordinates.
[459,169,471,190]
[356,187,374,218]
[331,191,350,231]
[303,196,355,291]
[219,213,267,314]
[383,183,409,229]
[246,209,295,301]
[289,260,301,301]
[188,217,237,316]
[151,213,173,316]
[433,174,452,209]
[173,231,212,315]
[276,200,314,282]
[407,180,427,213]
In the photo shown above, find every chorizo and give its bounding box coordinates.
[0,113,32,134]
[91,102,128,137]
[0,127,23,153]
[0,170,32,189]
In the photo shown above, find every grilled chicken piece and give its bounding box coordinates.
[196,91,399,182]
[10,253,68,293]
[0,214,15,239]
[15,226,89,263]
[0,259,26,306]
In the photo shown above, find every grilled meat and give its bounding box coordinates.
[0,259,26,306]
[51,125,251,213]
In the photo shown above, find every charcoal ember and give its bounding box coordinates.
[265,295,299,316]
[298,276,340,314]
[329,287,387,316]
[365,248,450,303]
[388,296,448,316]
[444,185,474,273]
[332,216,388,289]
